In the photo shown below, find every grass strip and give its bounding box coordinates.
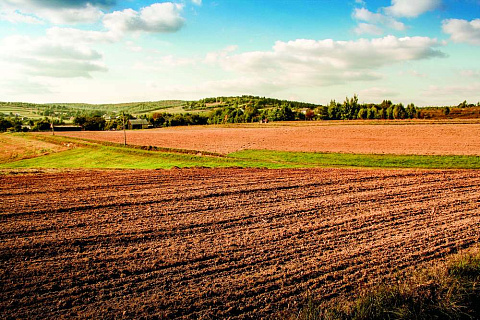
[229,150,480,169]
[0,143,294,169]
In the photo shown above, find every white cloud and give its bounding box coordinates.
[103,3,184,34]
[38,4,104,24]
[204,36,445,91]
[191,0,202,5]
[0,9,43,24]
[204,45,238,64]
[125,41,143,52]
[220,36,444,72]
[0,1,104,24]
[0,77,53,96]
[353,8,405,31]
[354,23,384,35]
[442,19,480,45]
[384,0,441,18]
[1,35,107,78]
[0,1,185,28]
[1,0,115,9]
[46,27,120,44]
[42,3,187,46]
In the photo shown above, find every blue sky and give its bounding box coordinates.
[0,0,479,105]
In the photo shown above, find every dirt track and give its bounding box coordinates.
[51,122,480,155]
[1,168,479,319]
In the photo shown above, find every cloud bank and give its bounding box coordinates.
[442,19,480,45]
[206,36,445,90]
[103,3,184,34]
[384,0,441,18]
[0,2,188,79]
[2,35,107,78]
[353,0,441,35]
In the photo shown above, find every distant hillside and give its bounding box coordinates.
[0,100,185,119]
[184,95,318,111]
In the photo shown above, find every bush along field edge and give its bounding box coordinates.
[289,245,480,320]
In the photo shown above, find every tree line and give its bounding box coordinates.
[1,96,479,132]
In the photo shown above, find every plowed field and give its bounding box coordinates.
[1,168,479,319]
[50,122,480,155]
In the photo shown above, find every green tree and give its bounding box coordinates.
[367,107,376,119]
[328,100,340,120]
[393,103,406,119]
[341,95,358,120]
[83,116,106,131]
[0,118,13,132]
[386,106,394,119]
[406,103,416,119]
[357,108,367,119]
[316,105,329,120]
[33,118,51,131]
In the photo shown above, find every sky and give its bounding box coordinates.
[0,0,479,106]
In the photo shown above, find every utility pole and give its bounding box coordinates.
[122,112,127,146]
[51,117,55,136]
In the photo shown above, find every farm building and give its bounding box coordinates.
[128,119,149,130]
[54,125,82,132]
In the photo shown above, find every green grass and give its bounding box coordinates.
[0,145,269,169]
[230,149,480,169]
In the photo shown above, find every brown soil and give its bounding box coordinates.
[1,168,479,319]
[50,122,480,155]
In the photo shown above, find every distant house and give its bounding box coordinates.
[54,125,82,132]
[128,119,149,130]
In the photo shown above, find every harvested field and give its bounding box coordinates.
[0,134,68,164]
[1,168,479,319]
[50,122,480,155]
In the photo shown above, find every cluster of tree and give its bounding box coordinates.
[146,104,304,128]
[206,103,308,124]
[0,116,24,132]
[457,100,480,108]
[315,96,418,120]
[73,116,107,131]
[147,113,209,127]
[0,116,63,132]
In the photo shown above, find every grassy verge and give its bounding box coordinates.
[0,145,278,170]
[292,246,480,320]
[230,150,480,169]
[0,134,289,169]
